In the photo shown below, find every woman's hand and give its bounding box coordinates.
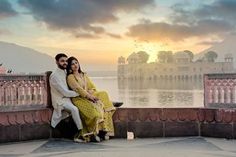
[88,90,95,95]
[86,94,99,103]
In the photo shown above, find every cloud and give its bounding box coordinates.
[170,0,236,25]
[0,0,18,19]
[127,0,236,43]
[194,0,236,23]
[127,19,233,42]
[74,32,100,39]
[197,41,222,46]
[106,33,122,39]
[18,0,154,38]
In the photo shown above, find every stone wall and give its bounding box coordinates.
[0,108,52,143]
[1,107,236,143]
[113,108,236,139]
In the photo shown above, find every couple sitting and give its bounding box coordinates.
[50,53,116,142]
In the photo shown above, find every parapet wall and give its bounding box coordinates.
[113,108,236,139]
[1,107,236,143]
[0,108,52,143]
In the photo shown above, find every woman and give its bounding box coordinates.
[66,57,116,142]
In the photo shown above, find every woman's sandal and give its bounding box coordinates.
[90,135,101,142]
[74,136,86,143]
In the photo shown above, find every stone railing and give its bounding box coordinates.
[204,73,236,108]
[0,72,51,111]
[0,72,236,143]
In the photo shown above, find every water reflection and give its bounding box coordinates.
[92,77,204,108]
[118,79,203,108]
[118,79,203,90]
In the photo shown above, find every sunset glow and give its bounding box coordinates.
[0,0,235,70]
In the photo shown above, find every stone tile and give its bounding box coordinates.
[20,124,51,141]
[234,123,236,139]
[178,108,199,121]
[127,109,139,122]
[115,108,128,122]
[215,109,233,123]
[32,139,115,153]
[162,109,178,121]
[201,123,233,139]
[0,126,4,142]
[0,140,47,155]
[128,122,163,138]
[23,112,34,124]
[53,116,78,139]
[51,127,62,138]
[32,111,42,123]
[203,109,215,123]
[233,111,236,122]
[15,112,25,125]
[148,108,162,121]
[0,125,20,143]
[164,122,199,137]
[198,109,205,122]
[0,138,236,157]
[137,108,151,121]
[205,137,236,152]
[0,113,9,126]
[114,122,127,138]
[136,137,221,151]
[40,110,51,123]
[8,113,17,125]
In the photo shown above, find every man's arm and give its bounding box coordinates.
[50,74,79,98]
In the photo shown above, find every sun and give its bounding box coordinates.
[132,41,165,63]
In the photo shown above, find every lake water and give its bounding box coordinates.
[91,77,204,108]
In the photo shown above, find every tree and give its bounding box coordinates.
[157,51,166,63]
[157,51,173,63]
[204,51,218,62]
[184,50,194,62]
[137,51,149,63]
[165,51,173,63]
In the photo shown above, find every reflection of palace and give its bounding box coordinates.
[118,79,203,90]
[118,51,234,80]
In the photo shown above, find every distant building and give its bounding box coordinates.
[118,52,235,80]
[224,53,234,62]
[118,56,126,65]
[0,65,6,74]
[126,52,141,64]
[174,52,191,63]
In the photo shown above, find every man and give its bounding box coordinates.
[50,53,83,142]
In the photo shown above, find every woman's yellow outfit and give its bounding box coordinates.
[67,73,116,140]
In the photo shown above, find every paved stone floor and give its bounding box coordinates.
[0,137,236,157]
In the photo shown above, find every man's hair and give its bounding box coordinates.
[55,53,68,61]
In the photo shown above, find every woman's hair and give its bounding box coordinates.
[66,56,84,75]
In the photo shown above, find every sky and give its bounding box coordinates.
[0,0,236,71]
